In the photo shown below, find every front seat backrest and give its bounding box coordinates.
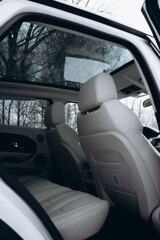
[44,102,88,191]
[77,72,160,221]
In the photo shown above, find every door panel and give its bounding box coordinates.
[0,125,52,178]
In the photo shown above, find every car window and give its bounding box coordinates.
[64,95,159,132]
[0,21,132,90]
[64,102,79,132]
[120,95,158,130]
[0,99,48,128]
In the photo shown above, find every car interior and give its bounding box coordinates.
[0,18,160,239]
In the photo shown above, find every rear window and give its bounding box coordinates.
[0,99,48,128]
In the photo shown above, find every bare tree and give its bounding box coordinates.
[0,23,55,80]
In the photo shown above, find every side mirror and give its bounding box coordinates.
[143,98,151,108]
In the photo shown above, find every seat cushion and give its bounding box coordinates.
[20,177,109,240]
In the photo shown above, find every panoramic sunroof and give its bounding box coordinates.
[0,21,133,90]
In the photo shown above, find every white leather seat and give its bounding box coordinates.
[20,177,109,240]
[44,102,89,191]
[77,72,160,222]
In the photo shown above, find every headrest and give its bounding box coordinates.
[44,102,65,128]
[78,72,117,113]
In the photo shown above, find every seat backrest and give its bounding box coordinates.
[44,102,88,190]
[77,72,160,220]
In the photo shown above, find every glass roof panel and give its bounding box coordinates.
[0,21,133,90]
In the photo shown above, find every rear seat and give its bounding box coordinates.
[19,176,109,240]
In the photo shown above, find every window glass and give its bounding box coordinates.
[0,99,48,128]
[0,21,132,90]
[64,102,79,131]
[64,96,158,132]
[120,95,158,130]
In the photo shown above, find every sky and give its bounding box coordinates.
[55,0,151,34]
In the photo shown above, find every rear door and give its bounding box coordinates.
[142,0,160,49]
[0,98,52,179]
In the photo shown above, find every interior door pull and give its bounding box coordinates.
[11,142,24,150]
